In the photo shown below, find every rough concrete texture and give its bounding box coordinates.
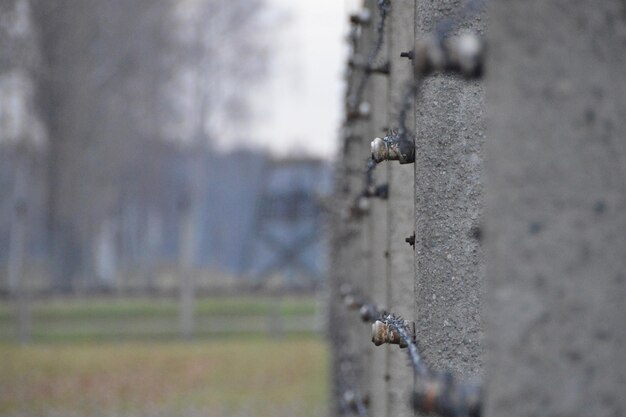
[413,0,486,379]
[386,0,417,416]
[328,3,380,414]
[364,0,390,413]
[484,1,626,416]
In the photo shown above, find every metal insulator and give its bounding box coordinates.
[344,294,363,310]
[339,283,353,298]
[366,61,391,75]
[359,304,379,323]
[445,32,485,78]
[412,373,482,417]
[401,32,485,78]
[343,390,371,409]
[349,8,372,25]
[347,101,371,121]
[356,195,370,213]
[413,34,447,76]
[371,319,415,348]
[371,134,415,164]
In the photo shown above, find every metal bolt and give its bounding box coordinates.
[343,390,357,408]
[371,134,415,164]
[371,319,415,348]
[410,34,446,76]
[347,101,371,121]
[371,320,388,346]
[374,183,389,199]
[445,32,485,78]
[359,304,378,322]
[406,32,485,78]
[349,8,372,25]
[339,283,353,298]
[405,233,415,247]
[364,183,389,200]
[412,373,482,417]
[365,62,390,75]
[348,55,367,69]
[344,294,363,310]
[356,195,370,212]
[343,390,370,410]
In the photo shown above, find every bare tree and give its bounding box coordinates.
[0,0,47,342]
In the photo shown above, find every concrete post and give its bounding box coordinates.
[364,0,390,414]
[329,3,377,413]
[485,1,626,416]
[412,0,486,383]
[386,1,417,416]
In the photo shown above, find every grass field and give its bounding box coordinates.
[0,295,319,343]
[0,296,328,417]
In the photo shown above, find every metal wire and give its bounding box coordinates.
[434,0,486,41]
[337,355,370,417]
[341,289,483,417]
[348,0,391,110]
[380,313,428,376]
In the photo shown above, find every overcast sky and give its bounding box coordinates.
[222,0,357,160]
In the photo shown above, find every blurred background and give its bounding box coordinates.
[0,0,354,416]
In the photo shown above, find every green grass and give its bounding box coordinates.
[0,295,316,320]
[0,295,319,343]
[0,339,328,417]
[0,295,328,417]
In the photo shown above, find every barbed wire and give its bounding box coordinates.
[376,314,483,416]
[347,0,391,112]
[434,0,486,41]
[339,387,370,417]
[339,283,383,323]
[339,285,483,417]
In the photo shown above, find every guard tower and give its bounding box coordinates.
[242,157,327,289]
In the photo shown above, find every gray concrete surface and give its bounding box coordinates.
[484,1,626,416]
[364,0,391,413]
[328,2,380,414]
[413,0,486,378]
[386,1,417,416]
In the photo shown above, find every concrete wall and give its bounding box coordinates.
[387,1,416,416]
[484,1,626,416]
[413,0,486,379]
[331,1,625,416]
[330,0,486,415]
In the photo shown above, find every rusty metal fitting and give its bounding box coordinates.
[349,8,372,25]
[343,390,370,411]
[374,184,389,199]
[343,294,363,310]
[366,62,390,75]
[412,373,482,417]
[349,57,390,76]
[356,195,370,213]
[347,197,369,220]
[371,134,415,164]
[359,303,380,322]
[371,319,416,348]
[413,379,443,415]
[413,34,447,76]
[445,32,485,78]
[364,183,389,200]
[371,320,387,346]
[405,32,485,78]
[347,101,371,121]
[339,283,353,298]
[348,55,367,69]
